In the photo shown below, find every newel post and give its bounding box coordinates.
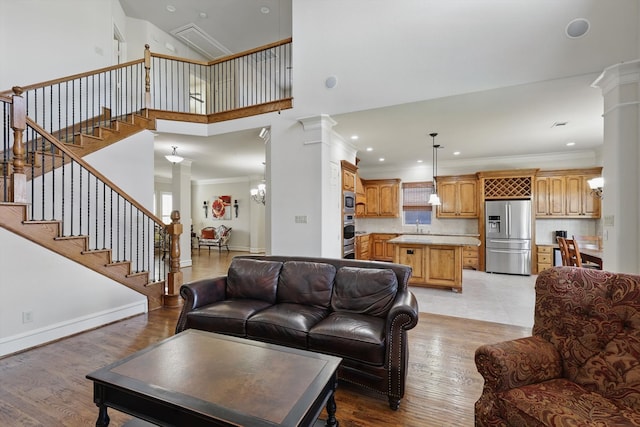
[164,210,183,307]
[144,44,151,118]
[10,86,27,203]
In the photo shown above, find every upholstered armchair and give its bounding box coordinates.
[198,225,232,253]
[475,266,640,426]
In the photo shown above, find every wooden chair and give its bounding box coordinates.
[557,236,599,269]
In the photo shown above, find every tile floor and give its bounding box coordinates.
[410,269,537,328]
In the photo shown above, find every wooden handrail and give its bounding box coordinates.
[0,58,145,96]
[149,37,292,66]
[25,117,164,227]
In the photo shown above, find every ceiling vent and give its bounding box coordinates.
[171,23,231,60]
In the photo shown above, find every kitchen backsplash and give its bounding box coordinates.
[356,217,478,235]
[356,216,600,243]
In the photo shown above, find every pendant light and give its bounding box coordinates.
[428,132,441,206]
[165,146,184,164]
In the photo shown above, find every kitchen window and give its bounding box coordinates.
[402,181,434,225]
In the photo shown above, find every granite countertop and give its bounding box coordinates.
[355,231,480,237]
[387,235,481,247]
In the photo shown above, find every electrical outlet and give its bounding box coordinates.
[295,215,308,224]
[22,311,34,323]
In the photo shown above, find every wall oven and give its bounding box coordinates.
[343,191,355,214]
[343,213,355,259]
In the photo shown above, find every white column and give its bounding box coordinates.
[171,160,193,267]
[592,60,640,274]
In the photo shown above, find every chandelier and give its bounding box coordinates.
[428,132,442,206]
[250,162,266,205]
[250,182,266,205]
[165,146,184,164]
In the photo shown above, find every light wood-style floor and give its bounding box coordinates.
[0,251,531,426]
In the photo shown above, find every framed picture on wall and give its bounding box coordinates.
[211,195,232,220]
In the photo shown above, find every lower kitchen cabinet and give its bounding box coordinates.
[393,243,463,292]
[536,245,553,273]
[355,234,370,260]
[370,233,398,262]
[462,245,478,270]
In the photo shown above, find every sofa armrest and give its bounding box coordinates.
[386,290,419,333]
[475,336,562,392]
[175,276,227,333]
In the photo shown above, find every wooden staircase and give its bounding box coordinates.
[0,110,164,310]
[0,202,164,310]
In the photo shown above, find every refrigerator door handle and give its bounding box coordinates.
[488,249,529,254]
[507,203,512,238]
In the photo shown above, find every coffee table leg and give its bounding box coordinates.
[96,404,110,427]
[325,392,338,427]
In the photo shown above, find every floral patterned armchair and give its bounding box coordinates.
[475,266,640,426]
[198,225,232,253]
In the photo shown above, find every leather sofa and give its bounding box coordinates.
[475,266,640,426]
[175,255,419,410]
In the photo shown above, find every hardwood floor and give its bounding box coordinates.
[0,251,531,426]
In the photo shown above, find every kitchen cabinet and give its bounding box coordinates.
[341,160,357,192]
[535,176,565,217]
[462,245,479,270]
[355,234,370,260]
[536,245,553,273]
[565,175,600,218]
[362,179,400,218]
[370,233,398,261]
[535,168,601,218]
[436,175,478,218]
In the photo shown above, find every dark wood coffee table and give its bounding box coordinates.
[87,330,341,426]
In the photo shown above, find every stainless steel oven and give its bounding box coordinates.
[344,191,355,214]
[343,213,355,258]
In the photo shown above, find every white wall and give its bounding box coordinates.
[0,130,154,357]
[191,179,260,252]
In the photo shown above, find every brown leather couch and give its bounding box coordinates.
[175,255,419,410]
[475,266,640,426]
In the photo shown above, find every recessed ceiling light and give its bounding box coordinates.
[417,160,423,163]
[566,142,576,146]
[566,18,590,39]
[453,151,461,156]
[199,12,208,19]
[350,135,359,140]
[166,5,176,12]
[366,147,373,152]
[261,6,270,14]
[379,158,385,162]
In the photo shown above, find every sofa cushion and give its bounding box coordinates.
[499,378,640,426]
[227,258,282,303]
[277,261,336,308]
[201,228,216,239]
[185,299,272,337]
[331,266,398,317]
[247,303,329,349]
[308,312,386,365]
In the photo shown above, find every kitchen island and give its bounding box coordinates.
[388,235,481,292]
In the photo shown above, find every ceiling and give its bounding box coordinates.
[118,0,639,181]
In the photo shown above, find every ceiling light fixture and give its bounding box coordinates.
[165,146,184,164]
[250,162,267,205]
[566,141,576,146]
[350,135,359,140]
[428,132,442,206]
[166,5,176,12]
[261,6,270,14]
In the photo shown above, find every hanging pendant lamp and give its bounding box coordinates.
[428,132,441,206]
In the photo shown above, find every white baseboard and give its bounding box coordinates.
[0,301,147,357]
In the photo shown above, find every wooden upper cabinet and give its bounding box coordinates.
[362,179,400,218]
[436,175,478,218]
[535,176,565,217]
[535,168,601,218]
[341,160,357,192]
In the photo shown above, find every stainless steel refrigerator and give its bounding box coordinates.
[485,200,532,275]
